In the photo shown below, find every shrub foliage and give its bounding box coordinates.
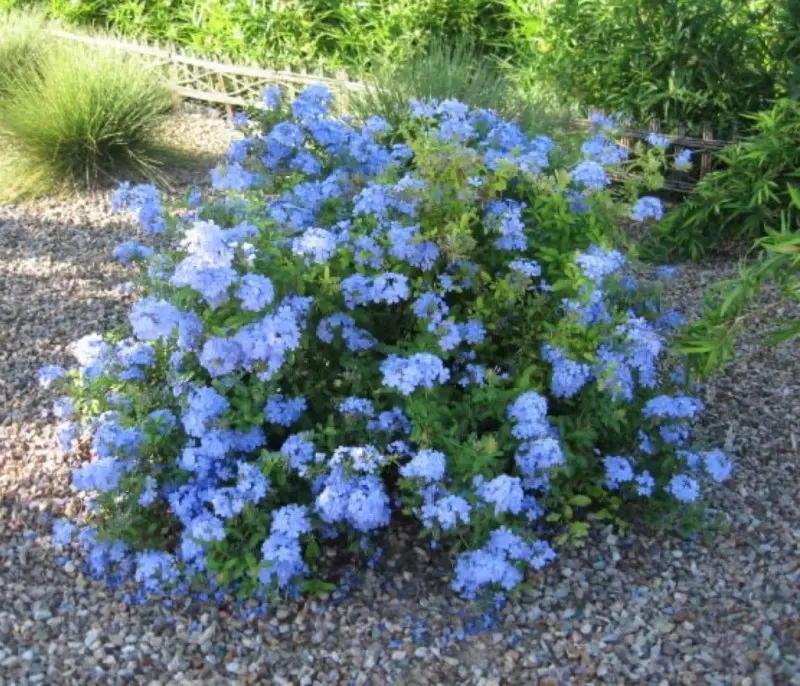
[646,99,800,260]
[42,88,731,601]
[520,0,796,135]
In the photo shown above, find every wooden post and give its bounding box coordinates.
[674,123,687,181]
[216,73,234,117]
[700,123,714,177]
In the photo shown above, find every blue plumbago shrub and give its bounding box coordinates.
[42,85,731,601]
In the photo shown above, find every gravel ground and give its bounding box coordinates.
[1,115,799,685]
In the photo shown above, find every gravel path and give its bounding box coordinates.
[1,117,798,684]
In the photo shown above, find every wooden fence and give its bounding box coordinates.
[572,117,731,193]
[50,29,735,192]
[48,28,366,112]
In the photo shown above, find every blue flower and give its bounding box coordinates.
[588,111,619,130]
[541,344,592,398]
[171,261,237,310]
[631,197,664,222]
[291,84,333,121]
[317,313,376,351]
[380,353,450,395]
[210,163,259,191]
[292,228,339,264]
[420,489,471,530]
[485,200,527,251]
[476,475,525,515]
[702,449,733,482]
[111,183,166,234]
[413,293,449,328]
[603,456,634,489]
[134,551,178,592]
[237,274,275,311]
[572,160,608,191]
[507,392,550,440]
[581,134,628,165]
[260,85,282,110]
[646,132,670,149]
[260,533,307,588]
[280,434,317,475]
[515,437,564,475]
[509,259,542,278]
[642,395,703,420]
[575,245,626,282]
[387,223,439,270]
[113,241,153,264]
[182,386,230,438]
[265,394,307,426]
[634,471,655,496]
[666,474,699,503]
[330,445,385,474]
[338,397,375,417]
[190,512,226,543]
[129,297,181,342]
[52,519,76,546]
[270,504,312,539]
[315,469,391,533]
[38,365,66,389]
[71,334,114,377]
[400,449,447,482]
[72,457,130,493]
[367,407,411,434]
[460,319,486,345]
[674,149,693,170]
[139,476,159,506]
[199,337,243,377]
[436,321,462,351]
[52,397,73,420]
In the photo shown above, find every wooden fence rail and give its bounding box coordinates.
[49,29,736,192]
[48,28,366,113]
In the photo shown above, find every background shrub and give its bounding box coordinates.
[0,8,46,97]
[644,99,800,260]
[0,41,175,199]
[25,0,512,71]
[42,86,730,601]
[519,0,795,136]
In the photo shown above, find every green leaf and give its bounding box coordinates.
[299,579,336,595]
[568,494,592,507]
[569,521,590,536]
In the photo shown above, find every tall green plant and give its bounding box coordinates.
[680,196,800,375]
[0,43,175,199]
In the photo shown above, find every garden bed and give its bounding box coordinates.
[0,110,797,684]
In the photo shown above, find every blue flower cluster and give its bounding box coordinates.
[41,86,731,604]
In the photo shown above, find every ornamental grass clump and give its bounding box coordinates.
[0,42,174,199]
[350,37,562,136]
[41,86,731,602]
